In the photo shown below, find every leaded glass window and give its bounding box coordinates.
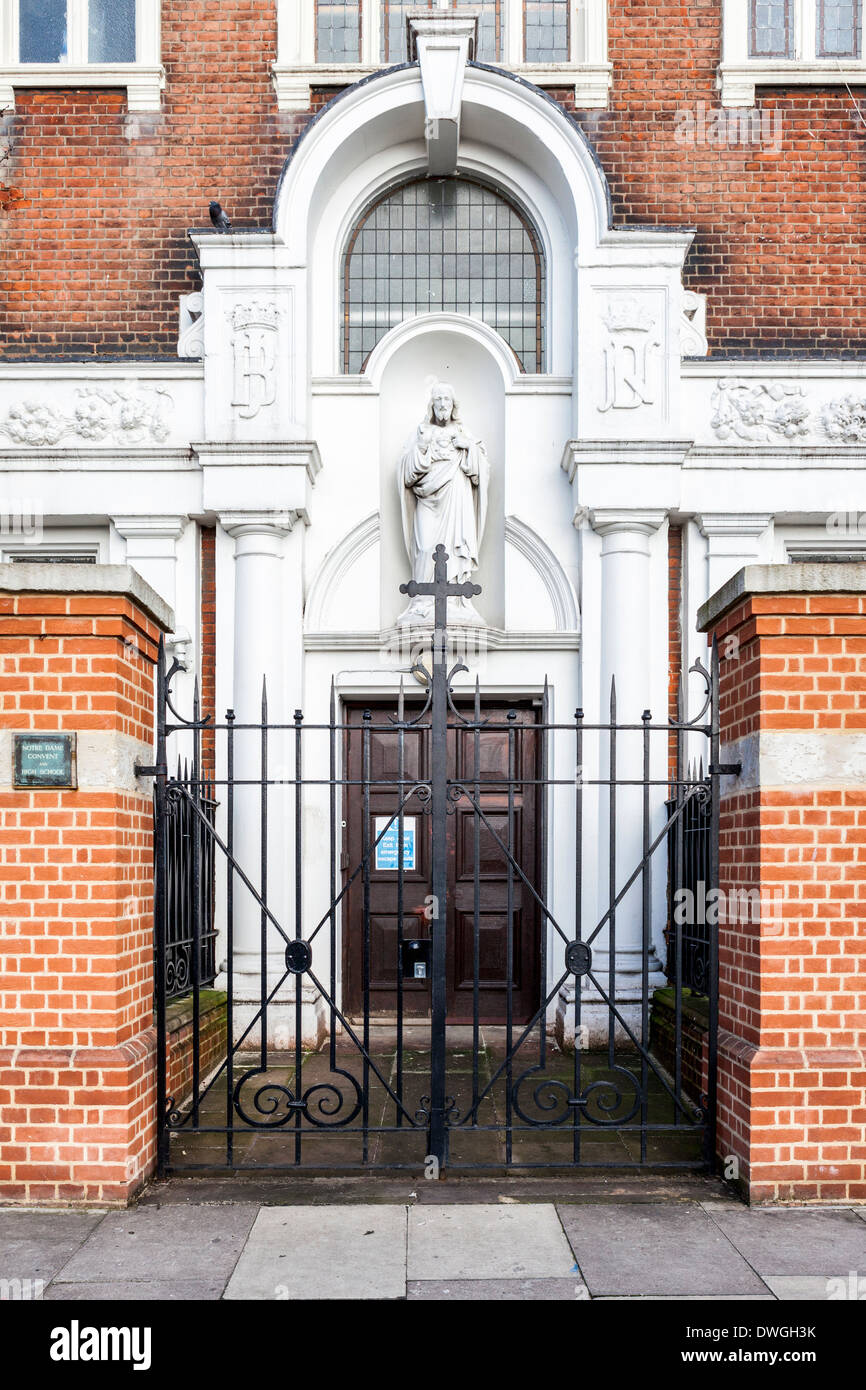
[749,0,794,56]
[817,0,861,55]
[316,0,362,63]
[382,0,501,63]
[525,0,569,62]
[343,178,544,374]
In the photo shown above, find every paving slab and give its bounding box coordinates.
[557,1201,769,1297]
[408,1277,589,1300]
[55,1203,256,1284]
[45,1279,225,1301]
[705,1205,866,1276]
[224,1204,406,1300]
[0,1210,105,1285]
[407,1203,574,1280]
[761,1276,848,1300]
[595,1294,777,1301]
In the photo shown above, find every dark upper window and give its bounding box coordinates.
[343,177,545,374]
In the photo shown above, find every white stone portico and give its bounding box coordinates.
[2,24,865,1047]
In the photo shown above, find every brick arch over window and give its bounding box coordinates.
[342,176,545,374]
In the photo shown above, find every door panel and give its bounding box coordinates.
[343,702,541,1023]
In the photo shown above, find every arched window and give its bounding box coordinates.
[342,177,545,374]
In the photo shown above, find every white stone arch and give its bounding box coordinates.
[504,516,580,632]
[271,62,694,439]
[363,312,523,392]
[305,512,380,633]
[274,64,613,381]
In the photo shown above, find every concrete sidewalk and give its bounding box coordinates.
[2,1198,865,1301]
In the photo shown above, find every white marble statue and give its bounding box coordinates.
[398,382,489,626]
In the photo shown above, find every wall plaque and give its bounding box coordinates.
[13,733,77,789]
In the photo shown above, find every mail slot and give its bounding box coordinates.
[401,938,431,981]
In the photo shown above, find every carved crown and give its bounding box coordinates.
[602,297,657,334]
[228,300,282,332]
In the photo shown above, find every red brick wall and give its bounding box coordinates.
[0,1,862,357]
[165,995,227,1116]
[709,589,866,1201]
[0,585,165,1202]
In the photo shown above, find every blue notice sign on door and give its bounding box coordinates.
[375,816,416,871]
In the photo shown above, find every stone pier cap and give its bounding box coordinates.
[698,561,866,633]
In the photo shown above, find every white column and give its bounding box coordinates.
[221,511,318,1048]
[697,513,772,601]
[588,508,667,1038]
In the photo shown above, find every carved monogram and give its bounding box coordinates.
[228,301,282,420]
[599,296,662,412]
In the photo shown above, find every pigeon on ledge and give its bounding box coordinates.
[209,200,231,232]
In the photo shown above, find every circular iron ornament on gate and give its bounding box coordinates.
[285,939,312,975]
[565,940,592,977]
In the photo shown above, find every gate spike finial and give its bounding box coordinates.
[397,676,405,723]
[330,675,336,725]
[609,674,617,720]
[474,674,480,723]
[261,675,268,721]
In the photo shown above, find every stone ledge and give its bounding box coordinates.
[0,1029,157,1069]
[698,562,866,632]
[0,563,174,632]
[165,990,227,1036]
[718,1031,866,1070]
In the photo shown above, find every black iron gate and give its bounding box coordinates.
[144,546,723,1175]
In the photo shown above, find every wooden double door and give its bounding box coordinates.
[343,701,542,1024]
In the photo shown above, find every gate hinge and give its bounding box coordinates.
[709,762,741,777]
[135,761,159,778]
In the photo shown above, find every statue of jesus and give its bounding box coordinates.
[397,382,489,626]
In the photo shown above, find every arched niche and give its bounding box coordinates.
[375,318,507,631]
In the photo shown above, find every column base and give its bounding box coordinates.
[555,955,667,1050]
[221,958,328,1050]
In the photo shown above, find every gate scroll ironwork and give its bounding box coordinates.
[145,545,723,1175]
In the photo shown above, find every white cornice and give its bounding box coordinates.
[682,361,866,380]
[0,363,203,381]
[192,441,322,483]
[561,440,692,480]
[0,64,164,112]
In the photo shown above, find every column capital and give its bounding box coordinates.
[697,513,772,539]
[111,515,188,542]
[589,508,668,538]
[220,510,298,543]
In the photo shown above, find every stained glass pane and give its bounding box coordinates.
[19,0,67,63]
[525,0,569,62]
[317,0,361,62]
[89,0,136,62]
[749,0,794,57]
[817,0,861,55]
[344,178,544,373]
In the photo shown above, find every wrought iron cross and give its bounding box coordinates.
[399,543,481,643]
